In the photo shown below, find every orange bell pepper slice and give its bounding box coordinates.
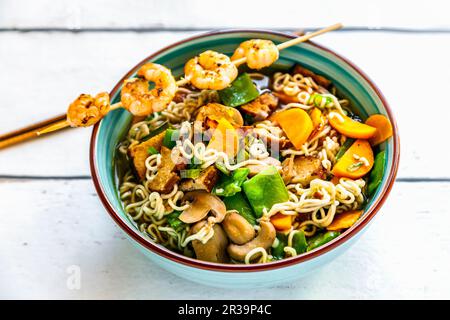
[332,139,374,179]
[270,213,292,231]
[327,210,363,231]
[207,118,239,157]
[329,112,377,139]
[365,114,393,146]
[272,108,313,150]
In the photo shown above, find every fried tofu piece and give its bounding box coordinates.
[147,146,185,193]
[293,65,331,88]
[240,93,278,121]
[180,166,219,193]
[129,131,166,180]
[281,155,326,186]
[273,92,299,104]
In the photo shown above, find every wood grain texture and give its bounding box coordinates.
[0,32,449,178]
[1,0,449,30]
[0,2,448,299]
[0,179,448,299]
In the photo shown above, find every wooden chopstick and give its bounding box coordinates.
[0,114,68,149]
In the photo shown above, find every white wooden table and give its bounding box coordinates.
[1,0,450,299]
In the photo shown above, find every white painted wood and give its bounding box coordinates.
[0,179,447,299]
[1,32,449,178]
[0,0,447,301]
[1,0,449,29]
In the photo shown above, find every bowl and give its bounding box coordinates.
[90,30,400,288]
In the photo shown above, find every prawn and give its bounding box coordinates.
[67,92,110,127]
[231,39,279,70]
[184,50,238,90]
[121,63,177,116]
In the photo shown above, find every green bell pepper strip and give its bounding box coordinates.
[242,166,289,218]
[222,192,256,225]
[271,233,288,260]
[307,231,340,251]
[163,128,180,149]
[292,231,308,254]
[166,211,185,232]
[367,150,386,196]
[180,169,201,179]
[218,73,260,107]
[335,138,355,162]
[213,168,250,197]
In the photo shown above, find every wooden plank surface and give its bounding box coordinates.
[1,0,449,30]
[0,179,447,299]
[1,31,449,178]
[1,1,449,300]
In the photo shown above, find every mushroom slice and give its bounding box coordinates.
[222,211,256,245]
[179,191,227,224]
[191,221,229,263]
[227,220,276,262]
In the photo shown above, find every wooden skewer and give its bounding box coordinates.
[36,102,122,136]
[0,23,342,149]
[231,23,343,66]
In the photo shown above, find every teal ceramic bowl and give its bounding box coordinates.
[90,30,400,288]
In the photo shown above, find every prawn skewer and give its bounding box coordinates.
[34,23,342,136]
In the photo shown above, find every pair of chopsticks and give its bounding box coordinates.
[0,114,67,149]
[0,23,342,150]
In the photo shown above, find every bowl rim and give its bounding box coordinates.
[90,29,400,272]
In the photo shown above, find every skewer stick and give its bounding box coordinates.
[36,102,122,135]
[123,24,342,89]
[38,23,342,136]
[231,23,343,66]
[277,23,342,50]
[4,23,342,144]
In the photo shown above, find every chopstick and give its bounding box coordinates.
[0,114,67,150]
[0,23,342,150]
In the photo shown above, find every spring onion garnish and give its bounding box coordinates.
[347,161,364,172]
[308,93,333,108]
[147,146,159,155]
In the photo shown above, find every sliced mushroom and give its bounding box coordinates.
[227,220,276,262]
[178,191,227,224]
[222,211,255,245]
[195,103,244,129]
[191,221,229,263]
